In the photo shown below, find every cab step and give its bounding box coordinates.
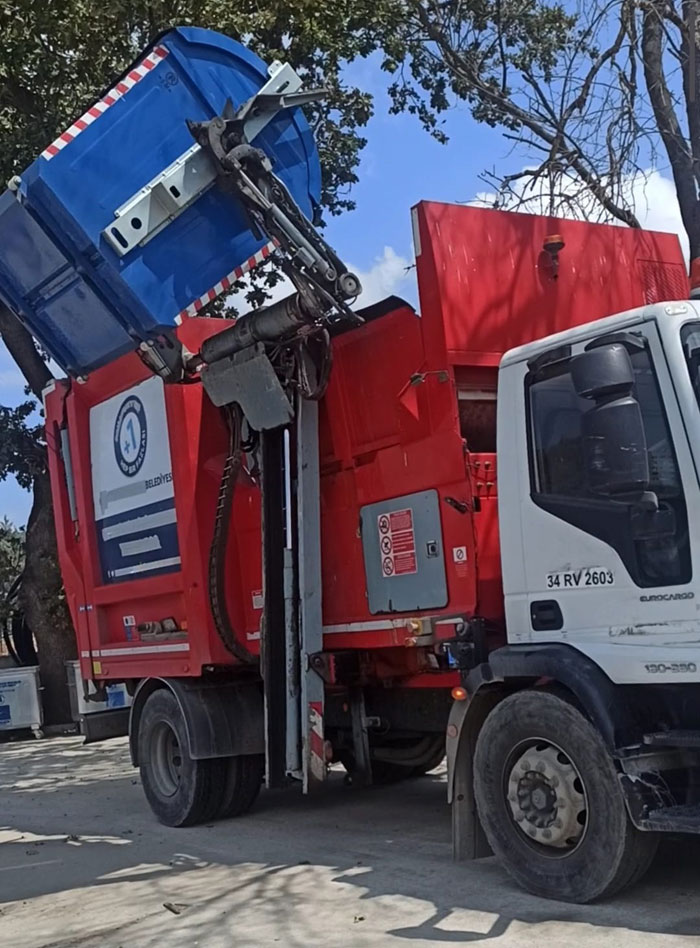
[643,804,700,834]
[642,730,700,749]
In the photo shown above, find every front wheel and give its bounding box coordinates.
[473,690,658,903]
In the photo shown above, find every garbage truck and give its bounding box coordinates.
[2,25,700,904]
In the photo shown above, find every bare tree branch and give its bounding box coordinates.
[408,0,642,225]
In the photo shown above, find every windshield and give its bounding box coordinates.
[681,322,700,408]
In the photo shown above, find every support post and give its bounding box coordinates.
[283,430,301,778]
[297,397,326,791]
[261,427,287,789]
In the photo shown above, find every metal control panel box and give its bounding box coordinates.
[360,489,448,614]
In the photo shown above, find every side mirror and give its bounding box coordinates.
[571,343,651,498]
[571,343,634,399]
[581,396,650,496]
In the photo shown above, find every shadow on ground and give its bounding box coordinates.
[1,735,699,947]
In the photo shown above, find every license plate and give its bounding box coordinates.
[546,568,614,590]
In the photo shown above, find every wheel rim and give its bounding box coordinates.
[150,720,183,798]
[504,738,587,856]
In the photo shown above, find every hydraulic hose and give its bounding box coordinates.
[207,405,255,664]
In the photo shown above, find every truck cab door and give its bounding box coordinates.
[500,321,700,684]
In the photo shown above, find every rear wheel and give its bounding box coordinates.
[217,754,264,819]
[138,689,225,827]
[473,690,658,903]
[412,745,445,776]
[340,736,445,784]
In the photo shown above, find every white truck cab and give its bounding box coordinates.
[450,300,700,904]
[500,300,700,681]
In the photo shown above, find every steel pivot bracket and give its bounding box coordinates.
[233,61,326,142]
[102,61,315,257]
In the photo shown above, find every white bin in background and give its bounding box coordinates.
[0,665,42,732]
[66,660,132,719]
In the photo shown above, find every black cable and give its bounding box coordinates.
[207,405,255,664]
[295,329,332,401]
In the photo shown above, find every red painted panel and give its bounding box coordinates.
[414,201,687,368]
[45,203,688,688]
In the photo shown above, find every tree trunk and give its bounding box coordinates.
[0,306,75,723]
[642,1,700,262]
[19,469,76,724]
[0,305,53,398]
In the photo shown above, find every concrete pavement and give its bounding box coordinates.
[1,736,700,947]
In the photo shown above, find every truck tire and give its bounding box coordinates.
[217,754,265,819]
[138,689,226,827]
[473,690,658,903]
[413,746,445,776]
[338,752,419,785]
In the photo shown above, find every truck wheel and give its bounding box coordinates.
[138,689,225,827]
[473,690,658,903]
[413,746,445,776]
[339,752,417,784]
[217,754,265,819]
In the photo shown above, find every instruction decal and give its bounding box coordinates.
[378,508,417,577]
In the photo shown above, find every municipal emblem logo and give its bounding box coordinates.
[114,395,147,477]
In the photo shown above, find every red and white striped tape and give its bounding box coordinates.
[41,45,170,160]
[308,701,326,783]
[175,241,277,322]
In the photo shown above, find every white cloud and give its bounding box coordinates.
[350,245,413,308]
[627,171,687,260]
[471,169,688,262]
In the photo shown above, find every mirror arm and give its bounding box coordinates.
[612,489,659,512]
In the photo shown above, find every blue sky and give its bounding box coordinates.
[0,55,685,526]
[325,57,514,303]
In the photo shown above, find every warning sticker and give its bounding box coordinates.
[378,508,418,577]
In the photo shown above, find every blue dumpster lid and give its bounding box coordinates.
[0,27,321,376]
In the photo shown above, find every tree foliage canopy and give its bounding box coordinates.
[0,0,394,217]
[0,517,24,628]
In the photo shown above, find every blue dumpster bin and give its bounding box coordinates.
[0,27,321,376]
